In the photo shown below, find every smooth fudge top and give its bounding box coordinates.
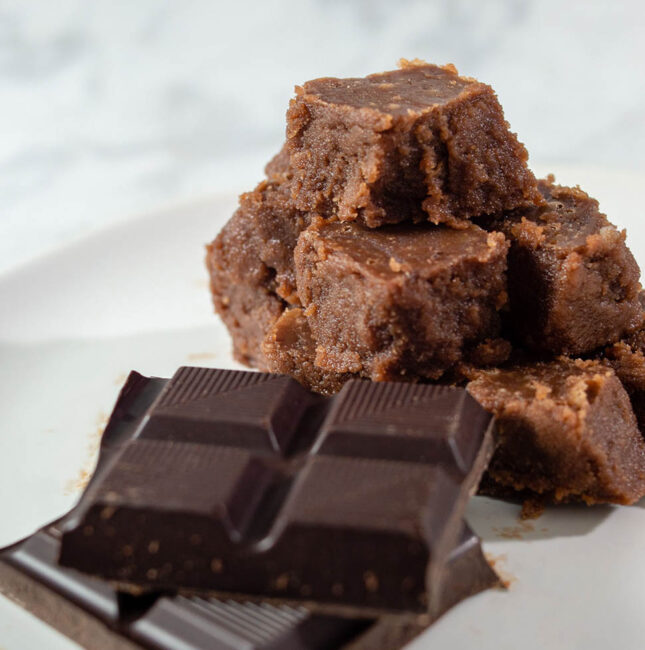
[300,219,507,282]
[470,358,613,405]
[298,62,474,118]
[506,178,633,250]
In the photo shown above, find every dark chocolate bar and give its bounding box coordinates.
[0,523,496,650]
[0,371,498,649]
[59,367,496,616]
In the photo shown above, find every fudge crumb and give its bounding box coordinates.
[520,498,546,520]
[484,553,516,589]
[531,381,552,400]
[493,520,535,540]
[186,351,218,361]
[274,573,290,590]
[363,570,379,592]
[64,411,107,495]
[100,506,116,521]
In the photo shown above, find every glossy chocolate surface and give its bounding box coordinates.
[0,370,497,649]
[59,367,495,616]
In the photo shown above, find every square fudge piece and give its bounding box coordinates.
[286,61,541,228]
[468,358,645,505]
[293,218,509,382]
[206,160,307,367]
[490,177,643,355]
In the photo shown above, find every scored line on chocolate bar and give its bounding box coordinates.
[60,366,495,615]
[139,366,492,472]
[156,365,273,408]
[147,367,319,454]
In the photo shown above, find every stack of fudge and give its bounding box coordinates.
[207,61,645,507]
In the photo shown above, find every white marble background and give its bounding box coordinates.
[1,0,644,274]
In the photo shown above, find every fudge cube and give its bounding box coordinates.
[468,358,645,505]
[492,177,642,355]
[286,61,540,228]
[293,218,509,382]
[206,165,307,367]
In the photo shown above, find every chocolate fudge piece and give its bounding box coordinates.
[489,177,642,355]
[468,358,645,505]
[59,366,496,618]
[293,218,509,382]
[206,170,307,367]
[286,61,540,228]
[263,307,351,395]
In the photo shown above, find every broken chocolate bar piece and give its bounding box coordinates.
[286,61,540,227]
[59,366,496,617]
[468,358,645,504]
[0,526,367,650]
[490,177,642,355]
[293,218,509,382]
[0,524,497,650]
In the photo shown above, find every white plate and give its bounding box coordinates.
[1,166,645,649]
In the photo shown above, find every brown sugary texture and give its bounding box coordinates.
[468,358,645,505]
[490,177,643,355]
[263,305,510,395]
[286,62,541,228]
[262,307,351,395]
[264,144,291,180]
[206,167,309,367]
[294,219,509,382]
[600,311,645,432]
